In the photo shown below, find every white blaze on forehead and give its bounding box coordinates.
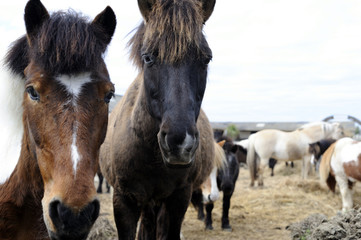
[57,73,91,173]
[57,73,92,97]
[71,131,81,173]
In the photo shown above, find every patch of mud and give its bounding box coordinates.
[287,209,361,240]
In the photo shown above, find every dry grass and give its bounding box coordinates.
[92,161,361,240]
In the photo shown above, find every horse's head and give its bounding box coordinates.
[327,122,345,139]
[8,1,116,239]
[309,142,322,165]
[218,138,239,195]
[130,0,215,168]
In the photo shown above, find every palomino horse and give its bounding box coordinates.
[247,122,344,186]
[99,0,216,239]
[0,1,116,239]
[319,137,361,212]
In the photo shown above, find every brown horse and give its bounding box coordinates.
[99,0,215,239]
[0,1,116,239]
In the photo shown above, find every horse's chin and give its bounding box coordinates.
[162,155,194,169]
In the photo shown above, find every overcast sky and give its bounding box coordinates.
[1,0,361,123]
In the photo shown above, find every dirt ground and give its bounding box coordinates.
[89,162,361,240]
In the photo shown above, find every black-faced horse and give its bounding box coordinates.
[0,1,116,239]
[99,0,216,239]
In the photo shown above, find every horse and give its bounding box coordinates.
[235,139,291,176]
[99,0,216,239]
[247,122,344,187]
[319,137,361,212]
[191,140,227,223]
[0,1,116,239]
[192,136,240,231]
[308,138,337,171]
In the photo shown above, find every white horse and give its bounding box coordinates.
[319,137,361,212]
[247,122,344,186]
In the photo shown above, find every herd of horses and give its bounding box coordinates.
[0,0,360,240]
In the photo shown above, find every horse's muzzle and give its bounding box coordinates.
[159,130,199,168]
[48,199,99,240]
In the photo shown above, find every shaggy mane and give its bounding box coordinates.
[128,0,211,68]
[5,10,108,76]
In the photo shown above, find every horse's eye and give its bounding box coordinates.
[104,91,114,104]
[26,86,40,101]
[142,54,154,66]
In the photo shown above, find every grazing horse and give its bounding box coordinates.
[0,1,116,239]
[309,138,337,171]
[319,137,361,212]
[247,122,344,187]
[99,0,216,239]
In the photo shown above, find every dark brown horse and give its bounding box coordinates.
[0,1,116,239]
[99,0,216,239]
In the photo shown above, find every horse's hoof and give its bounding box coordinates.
[222,226,232,232]
[205,225,213,230]
[197,216,204,221]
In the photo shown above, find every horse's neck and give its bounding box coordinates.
[297,125,324,142]
[0,134,44,204]
[0,135,44,238]
[0,67,24,184]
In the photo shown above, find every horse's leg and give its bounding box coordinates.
[191,189,205,221]
[97,172,103,193]
[156,186,191,240]
[106,180,111,193]
[205,202,214,230]
[336,175,353,212]
[257,158,269,186]
[138,204,158,240]
[302,156,311,179]
[221,192,233,231]
[113,188,141,240]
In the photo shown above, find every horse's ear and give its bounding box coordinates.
[24,0,49,43]
[201,0,216,23]
[217,140,226,148]
[91,6,117,46]
[138,0,155,22]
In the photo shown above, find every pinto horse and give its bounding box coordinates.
[99,0,216,239]
[0,1,116,239]
[319,137,361,212]
[247,122,344,187]
[193,137,240,231]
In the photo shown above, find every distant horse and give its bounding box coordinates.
[308,138,337,170]
[0,1,116,239]
[99,0,216,239]
[319,137,361,212]
[193,136,240,231]
[191,141,227,222]
[235,139,291,176]
[247,122,344,186]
